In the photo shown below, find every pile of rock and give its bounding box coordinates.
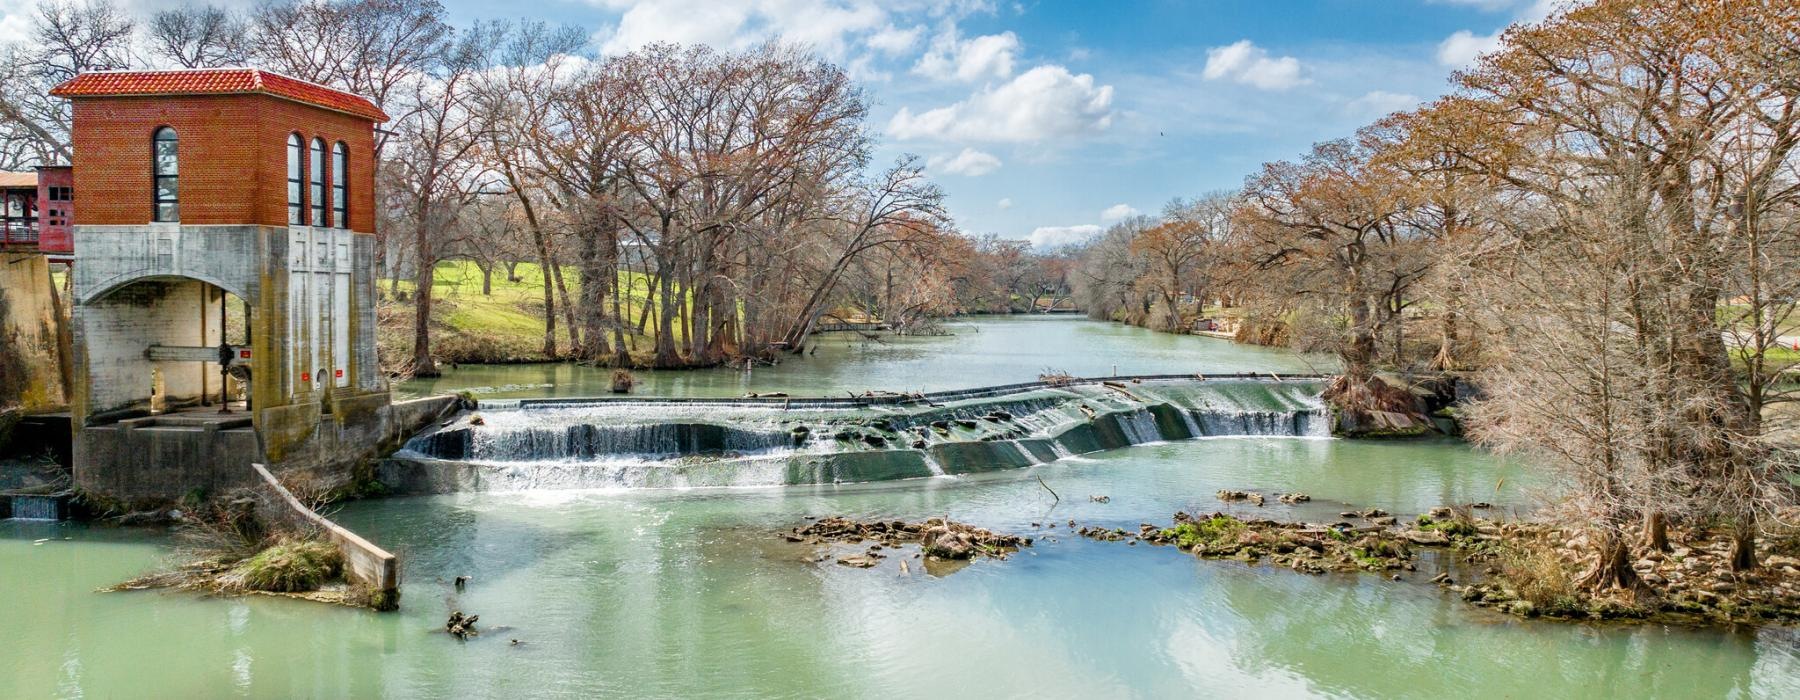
[784,516,1032,567]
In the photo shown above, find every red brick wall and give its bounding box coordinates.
[67,93,377,231]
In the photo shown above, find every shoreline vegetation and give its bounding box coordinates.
[799,505,1800,627]
[102,495,392,611]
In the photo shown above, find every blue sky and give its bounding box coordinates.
[0,0,1553,246]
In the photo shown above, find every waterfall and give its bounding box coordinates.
[393,378,1334,491]
[1117,409,1164,444]
[423,423,794,463]
[1178,409,1203,438]
[7,495,65,521]
[921,452,948,476]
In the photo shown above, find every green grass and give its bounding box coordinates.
[382,260,694,363]
[231,539,343,593]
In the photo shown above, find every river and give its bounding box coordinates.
[4,316,1798,698]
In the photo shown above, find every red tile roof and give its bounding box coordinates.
[50,68,388,122]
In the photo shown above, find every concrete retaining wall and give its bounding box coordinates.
[76,393,461,504]
[250,462,398,605]
[0,253,67,412]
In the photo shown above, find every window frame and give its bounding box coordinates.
[152,126,179,222]
[310,137,327,227]
[287,133,305,225]
[331,141,348,229]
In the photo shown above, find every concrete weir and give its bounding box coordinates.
[380,374,1333,493]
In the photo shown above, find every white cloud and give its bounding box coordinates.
[593,0,894,58]
[888,65,1114,143]
[928,147,1002,176]
[1028,224,1101,250]
[1347,90,1422,116]
[1436,29,1502,68]
[1435,0,1569,68]
[913,25,1019,82]
[866,23,924,56]
[1202,40,1307,91]
[597,0,756,54]
[997,197,1013,210]
[1099,203,1138,221]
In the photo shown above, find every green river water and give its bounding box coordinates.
[4,317,1798,698]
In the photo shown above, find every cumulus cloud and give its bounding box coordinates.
[888,65,1114,143]
[866,23,924,56]
[1436,29,1502,68]
[1028,224,1101,250]
[1202,40,1307,91]
[1099,203,1138,221]
[928,147,1003,176]
[1347,90,1422,116]
[913,26,1019,82]
[997,197,1013,210]
[594,0,892,58]
[1435,0,1568,68]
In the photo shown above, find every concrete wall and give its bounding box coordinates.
[76,394,460,504]
[73,278,211,413]
[251,462,398,607]
[0,253,66,412]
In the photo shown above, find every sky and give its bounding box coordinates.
[0,0,1557,248]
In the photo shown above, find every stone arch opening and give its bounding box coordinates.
[78,274,253,423]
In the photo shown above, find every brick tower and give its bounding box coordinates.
[51,68,396,499]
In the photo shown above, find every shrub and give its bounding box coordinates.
[1496,541,1583,616]
[1161,515,1247,551]
[232,539,344,593]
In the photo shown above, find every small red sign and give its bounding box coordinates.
[301,372,311,382]
[334,369,344,378]
[239,349,252,359]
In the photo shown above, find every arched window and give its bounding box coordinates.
[310,137,326,227]
[331,142,347,229]
[287,133,304,225]
[152,127,178,222]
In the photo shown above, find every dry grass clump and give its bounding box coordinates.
[225,539,343,593]
[1495,540,1584,616]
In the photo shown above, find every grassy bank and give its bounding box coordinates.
[379,260,692,366]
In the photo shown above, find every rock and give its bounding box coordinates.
[1403,529,1450,546]
[836,555,881,568]
[1217,490,1253,501]
[1278,493,1311,504]
[1428,506,1454,519]
[1634,559,1657,571]
[1089,495,1111,503]
[1430,572,1452,584]
[1373,517,1398,527]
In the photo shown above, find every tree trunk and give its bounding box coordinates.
[653,261,681,368]
[1643,511,1669,552]
[1730,518,1758,571]
[411,258,439,377]
[479,261,493,296]
[574,226,616,363]
[552,257,580,353]
[1579,528,1638,592]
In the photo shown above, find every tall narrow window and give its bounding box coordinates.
[331,142,347,229]
[287,133,304,225]
[310,137,326,227]
[152,127,178,222]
